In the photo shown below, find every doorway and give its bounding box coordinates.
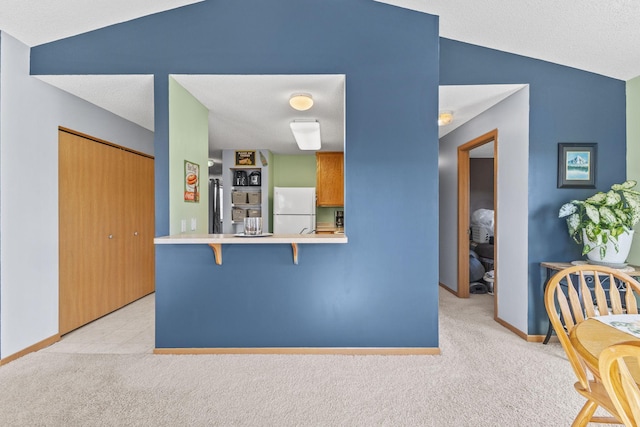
[457,130,498,317]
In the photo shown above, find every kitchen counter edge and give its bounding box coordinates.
[154,233,348,245]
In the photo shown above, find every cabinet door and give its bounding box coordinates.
[59,131,124,334]
[316,152,344,206]
[59,130,154,335]
[122,151,155,301]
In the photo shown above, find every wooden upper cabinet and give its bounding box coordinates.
[316,152,344,207]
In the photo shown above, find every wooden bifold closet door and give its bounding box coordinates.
[59,129,154,335]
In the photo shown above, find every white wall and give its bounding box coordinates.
[0,32,154,359]
[438,86,529,333]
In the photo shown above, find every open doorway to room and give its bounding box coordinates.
[438,84,530,336]
[456,131,497,317]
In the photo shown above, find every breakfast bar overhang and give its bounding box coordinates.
[155,234,348,265]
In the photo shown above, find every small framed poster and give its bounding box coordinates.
[557,143,597,188]
[235,150,256,166]
[184,160,200,202]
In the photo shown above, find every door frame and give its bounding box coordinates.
[457,130,498,316]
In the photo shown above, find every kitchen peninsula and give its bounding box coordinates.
[155,233,347,265]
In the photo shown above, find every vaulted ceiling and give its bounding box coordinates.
[3,0,638,80]
[1,0,638,154]
[379,0,640,81]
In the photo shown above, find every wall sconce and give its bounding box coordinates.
[290,120,321,150]
[438,111,454,126]
[289,93,314,111]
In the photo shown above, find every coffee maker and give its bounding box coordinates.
[335,210,344,228]
[233,170,248,186]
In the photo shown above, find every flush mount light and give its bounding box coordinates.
[208,159,215,167]
[289,93,314,111]
[438,111,454,126]
[290,120,321,150]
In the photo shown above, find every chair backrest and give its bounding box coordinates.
[544,264,640,389]
[599,341,640,427]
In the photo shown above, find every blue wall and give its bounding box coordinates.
[31,1,441,348]
[440,39,627,334]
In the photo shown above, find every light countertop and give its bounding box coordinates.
[155,233,347,265]
[154,233,348,245]
[315,222,345,234]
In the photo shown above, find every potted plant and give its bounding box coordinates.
[559,180,640,264]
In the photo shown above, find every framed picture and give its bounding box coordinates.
[184,160,200,203]
[235,150,256,166]
[557,143,597,188]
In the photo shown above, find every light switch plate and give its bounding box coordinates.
[181,219,186,233]
[190,218,197,231]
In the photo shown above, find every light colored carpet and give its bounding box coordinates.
[0,289,598,426]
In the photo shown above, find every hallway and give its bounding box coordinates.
[42,294,154,355]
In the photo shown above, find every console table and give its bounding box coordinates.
[540,261,640,344]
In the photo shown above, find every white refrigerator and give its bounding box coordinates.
[273,187,316,234]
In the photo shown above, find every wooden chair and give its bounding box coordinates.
[599,341,640,427]
[544,264,640,426]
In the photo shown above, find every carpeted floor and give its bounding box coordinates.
[0,289,597,426]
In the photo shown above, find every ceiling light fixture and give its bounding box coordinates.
[289,93,314,111]
[290,120,321,150]
[438,111,454,126]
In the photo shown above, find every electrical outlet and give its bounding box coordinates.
[191,218,197,231]
[181,219,186,233]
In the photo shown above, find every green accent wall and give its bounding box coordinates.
[627,76,640,264]
[272,154,316,186]
[169,77,209,234]
[271,153,342,226]
[317,207,341,225]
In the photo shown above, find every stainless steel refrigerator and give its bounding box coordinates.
[209,178,222,234]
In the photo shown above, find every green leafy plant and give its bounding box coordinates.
[559,180,640,258]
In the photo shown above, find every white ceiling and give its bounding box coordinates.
[4,0,640,157]
[36,74,156,130]
[438,84,525,138]
[172,75,345,157]
[0,0,204,47]
[378,0,640,81]
[439,83,526,159]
